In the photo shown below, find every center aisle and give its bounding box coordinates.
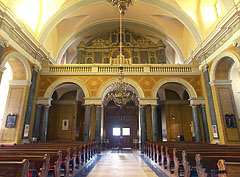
[87,150,157,177]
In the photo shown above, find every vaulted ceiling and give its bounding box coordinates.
[2,0,236,63]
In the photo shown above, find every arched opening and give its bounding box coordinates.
[102,83,139,149]
[213,56,240,143]
[0,54,30,143]
[156,82,199,142]
[47,82,85,141]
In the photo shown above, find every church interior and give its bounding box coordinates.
[0,0,240,176]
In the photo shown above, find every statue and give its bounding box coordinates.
[190,121,195,141]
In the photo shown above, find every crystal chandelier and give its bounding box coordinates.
[106,0,136,108]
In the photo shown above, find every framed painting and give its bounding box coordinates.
[5,114,16,128]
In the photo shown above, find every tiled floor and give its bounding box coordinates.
[87,150,157,177]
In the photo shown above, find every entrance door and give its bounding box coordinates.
[104,101,138,149]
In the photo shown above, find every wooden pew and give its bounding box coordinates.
[216,159,240,177]
[0,159,29,177]
[145,141,240,177]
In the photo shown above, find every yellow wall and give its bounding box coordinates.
[0,85,29,143]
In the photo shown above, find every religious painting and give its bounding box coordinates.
[5,114,16,128]
[225,114,237,128]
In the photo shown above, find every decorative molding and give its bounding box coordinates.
[139,98,158,106]
[201,64,208,72]
[36,97,52,106]
[9,80,31,86]
[0,2,50,65]
[190,5,240,66]
[84,97,102,105]
[210,80,232,86]
[236,65,240,72]
[209,51,240,82]
[52,100,79,105]
[33,64,41,72]
[159,100,189,105]
[232,37,240,47]
[44,78,90,98]
[0,65,6,72]
[152,77,198,99]
[189,97,205,106]
[0,36,9,48]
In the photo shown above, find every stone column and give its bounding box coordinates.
[202,65,219,139]
[140,105,147,153]
[200,104,210,143]
[151,105,158,141]
[191,105,202,142]
[95,105,102,152]
[22,65,39,139]
[83,105,92,141]
[32,104,42,139]
[39,105,50,142]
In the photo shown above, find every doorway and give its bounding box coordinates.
[104,101,139,149]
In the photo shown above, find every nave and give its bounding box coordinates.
[87,150,157,177]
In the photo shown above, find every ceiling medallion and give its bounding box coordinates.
[106,0,136,108]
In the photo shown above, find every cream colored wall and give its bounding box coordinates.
[182,27,197,61]
[43,28,58,61]
[230,63,240,120]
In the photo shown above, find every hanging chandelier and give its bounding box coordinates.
[107,0,133,15]
[105,0,136,108]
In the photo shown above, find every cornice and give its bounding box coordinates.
[209,80,232,86]
[189,97,205,106]
[0,2,50,65]
[190,4,240,65]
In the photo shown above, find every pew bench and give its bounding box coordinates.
[0,159,29,177]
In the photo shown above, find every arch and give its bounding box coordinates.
[55,19,184,64]
[97,77,145,99]
[210,51,240,82]
[1,51,31,85]
[44,78,90,98]
[38,0,202,45]
[152,78,197,99]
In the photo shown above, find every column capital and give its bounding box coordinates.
[189,97,205,106]
[33,64,41,72]
[139,105,146,109]
[201,64,209,72]
[139,98,158,106]
[233,37,240,47]
[209,80,232,86]
[0,38,9,48]
[9,80,31,86]
[36,97,52,106]
[84,97,102,105]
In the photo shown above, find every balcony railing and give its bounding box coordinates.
[41,64,200,75]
